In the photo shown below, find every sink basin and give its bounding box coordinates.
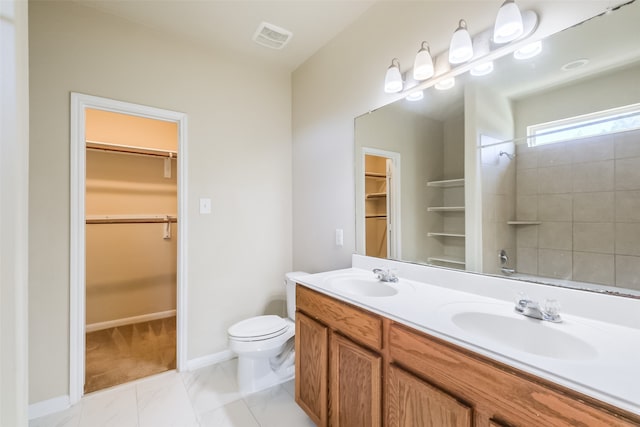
[330,277,399,297]
[450,311,598,360]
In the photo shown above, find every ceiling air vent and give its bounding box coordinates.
[252,22,293,50]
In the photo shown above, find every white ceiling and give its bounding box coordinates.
[75,0,377,71]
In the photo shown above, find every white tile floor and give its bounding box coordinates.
[30,359,315,427]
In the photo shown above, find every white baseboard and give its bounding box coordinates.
[29,395,70,420]
[186,349,235,371]
[86,309,176,333]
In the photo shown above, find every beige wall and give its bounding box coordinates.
[292,1,618,275]
[1,0,30,424]
[29,1,292,403]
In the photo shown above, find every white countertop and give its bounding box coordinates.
[296,262,640,416]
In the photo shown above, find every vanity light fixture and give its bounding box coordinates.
[384,58,403,93]
[435,77,455,90]
[413,42,435,81]
[405,90,424,101]
[493,0,524,43]
[514,40,542,59]
[470,61,494,76]
[449,20,474,64]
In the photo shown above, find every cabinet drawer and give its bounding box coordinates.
[297,285,382,351]
[389,322,639,427]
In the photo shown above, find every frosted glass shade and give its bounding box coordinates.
[494,0,524,44]
[384,59,403,93]
[413,42,434,81]
[449,20,473,64]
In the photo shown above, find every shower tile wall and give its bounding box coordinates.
[514,128,640,290]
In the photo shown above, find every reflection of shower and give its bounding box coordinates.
[499,151,516,160]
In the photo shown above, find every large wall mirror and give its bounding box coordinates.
[355,1,640,297]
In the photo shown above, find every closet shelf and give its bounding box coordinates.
[86,140,177,159]
[86,214,177,224]
[366,192,387,199]
[365,172,387,179]
[366,215,387,219]
[427,178,465,188]
[428,232,465,238]
[427,255,466,266]
[427,206,465,212]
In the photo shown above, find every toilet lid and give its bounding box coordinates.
[228,315,288,340]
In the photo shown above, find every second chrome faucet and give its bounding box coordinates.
[515,296,562,323]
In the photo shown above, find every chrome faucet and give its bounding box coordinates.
[373,268,398,283]
[515,296,562,323]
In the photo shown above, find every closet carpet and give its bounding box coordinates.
[85,316,176,394]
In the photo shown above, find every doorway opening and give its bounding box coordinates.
[361,148,401,260]
[70,94,188,402]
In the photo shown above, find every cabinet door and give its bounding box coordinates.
[387,365,472,427]
[330,332,382,427]
[295,312,328,427]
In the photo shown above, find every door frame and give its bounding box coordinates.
[359,147,401,260]
[69,93,188,403]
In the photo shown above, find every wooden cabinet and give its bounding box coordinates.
[295,284,640,427]
[330,333,382,427]
[389,322,640,427]
[387,364,471,427]
[295,312,328,427]
[296,285,382,427]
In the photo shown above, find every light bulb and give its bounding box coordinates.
[413,42,434,81]
[514,40,542,60]
[435,77,455,91]
[449,20,473,64]
[470,61,494,76]
[406,90,424,102]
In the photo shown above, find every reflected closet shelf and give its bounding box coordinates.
[366,192,387,199]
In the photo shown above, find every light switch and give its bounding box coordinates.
[335,228,344,247]
[199,198,211,214]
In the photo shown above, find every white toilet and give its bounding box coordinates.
[228,271,307,395]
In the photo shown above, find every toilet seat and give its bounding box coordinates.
[228,315,289,342]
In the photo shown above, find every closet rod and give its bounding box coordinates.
[86,215,177,224]
[86,140,177,159]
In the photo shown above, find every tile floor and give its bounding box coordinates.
[30,359,315,427]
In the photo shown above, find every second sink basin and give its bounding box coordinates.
[331,277,398,297]
[443,304,599,361]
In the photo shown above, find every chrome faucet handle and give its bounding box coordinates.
[542,299,562,323]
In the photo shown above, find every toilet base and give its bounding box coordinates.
[237,354,294,395]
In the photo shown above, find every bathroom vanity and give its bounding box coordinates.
[294,260,640,427]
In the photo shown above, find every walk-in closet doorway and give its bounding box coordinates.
[70,93,188,403]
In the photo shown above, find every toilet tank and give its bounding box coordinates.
[284,271,308,321]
